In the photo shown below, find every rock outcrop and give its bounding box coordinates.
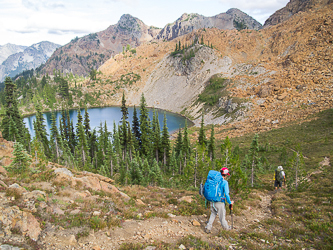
[157,9,262,41]
[0,205,41,241]
[264,0,332,27]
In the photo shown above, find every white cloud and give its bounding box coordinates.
[0,0,290,46]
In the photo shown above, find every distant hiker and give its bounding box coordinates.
[204,167,234,233]
[274,165,286,190]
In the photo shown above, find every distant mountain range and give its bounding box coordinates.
[40,8,262,77]
[0,41,60,82]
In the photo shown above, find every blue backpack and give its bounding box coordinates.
[203,170,225,202]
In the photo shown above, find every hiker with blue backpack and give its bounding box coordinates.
[203,167,234,233]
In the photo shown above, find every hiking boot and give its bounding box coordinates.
[204,228,211,234]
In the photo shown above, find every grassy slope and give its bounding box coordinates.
[216,109,333,249]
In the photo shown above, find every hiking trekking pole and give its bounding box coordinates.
[229,204,233,229]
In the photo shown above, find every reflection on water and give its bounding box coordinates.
[24,107,190,138]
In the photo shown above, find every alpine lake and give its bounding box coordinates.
[23,106,191,138]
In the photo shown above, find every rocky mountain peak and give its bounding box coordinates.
[0,41,60,82]
[0,43,27,65]
[157,9,262,41]
[264,0,332,27]
[117,14,144,33]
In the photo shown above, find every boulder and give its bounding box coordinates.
[135,199,146,206]
[52,206,65,215]
[0,205,41,241]
[192,220,201,226]
[178,196,193,203]
[70,209,81,215]
[54,168,73,177]
[258,85,272,98]
[100,181,119,194]
[8,183,27,194]
[0,166,7,175]
[68,235,77,245]
[23,190,46,200]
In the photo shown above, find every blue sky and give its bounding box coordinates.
[0,0,289,46]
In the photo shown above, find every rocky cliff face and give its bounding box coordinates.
[157,9,262,41]
[264,0,332,27]
[41,14,161,77]
[0,41,60,82]
[0,44,27,65]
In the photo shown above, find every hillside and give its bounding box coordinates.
[264,0,333,27]
[88,0,333,138]
[0,109,332,249]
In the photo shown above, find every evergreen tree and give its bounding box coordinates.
[220,136,232,168]
[287,144,306,190]
[89,129,98,162]
[50,111,62,163]
[8,117,19,142]
[40,75,47,88]
[61,109,68,141]
[132,105,141,150]
[152,110,160,162]
[83,106,91,139]
[120,93,129,158]
[10,142,32,173]
[249,134,259,187]
[175,126,183,157]
[207,125,216,161]
[75,108,83,139]
[161,112,170,166]
[139,93,150,157]
[68,119,76,153]
[34,103,50,158]
[76,122,90,170]
[198,114,206,146]
[182,121,190,158]
[1,77,25,143]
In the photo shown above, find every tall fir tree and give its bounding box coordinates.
[75,108,83,141]
[1,77,25,143]
[182,121,190,158]
[83,106,91,139]
[34,103,50,158]
[10,142,32,173]
[175,126,183,157]
[207,125,215,161]
[249,134,259,187]
[139,93,150,157]
[198,114,206,146]
[161,112,170,167]
[152,110,161,162]
[132,105,141,150]
[120,93,129,158]
[50,111,62,163]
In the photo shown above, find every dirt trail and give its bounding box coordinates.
[40,192,274,249]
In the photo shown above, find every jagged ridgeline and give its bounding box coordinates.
[39,9,261,77]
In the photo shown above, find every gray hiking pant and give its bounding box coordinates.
[205,202,230,231]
